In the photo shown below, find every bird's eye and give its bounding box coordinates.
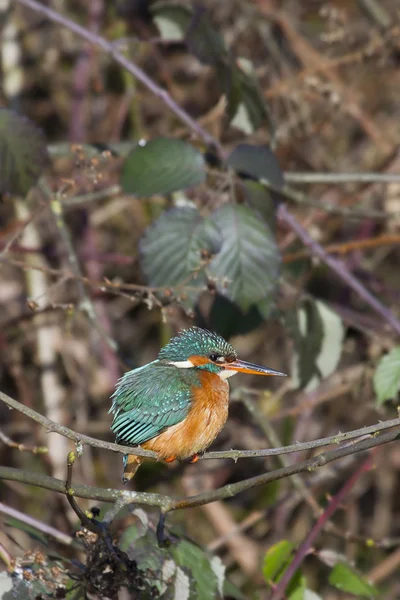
[209,353,221,362]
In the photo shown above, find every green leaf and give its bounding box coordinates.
[122,522,226,599]
[0,109,49,196]
[227,143,284,187]
[373,346,400,405]
[0,572,13,600]
[172,539,224,600]
[240,180,277,228]
[227,59,274,135]
[121,137,206,197]
[208,204,280,312]
[140,206,221,309]
[263,540,295,583]
[209,295,263,338]
[295,591,323,600]
[287,300,345,390]
[151,2,192,41]
[185,7,228,67]
[329,563,378,598]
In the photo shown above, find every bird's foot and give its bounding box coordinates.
[164,455,176,463]
[189,454,199,463]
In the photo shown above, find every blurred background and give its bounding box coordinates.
[0,1,400,598]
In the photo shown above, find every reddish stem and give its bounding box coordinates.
[270,452,375,600]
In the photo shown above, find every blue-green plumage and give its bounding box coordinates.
[157,327,236,364]
[110,328,238,447]
[110,327,286,481]
[110,361,197,445]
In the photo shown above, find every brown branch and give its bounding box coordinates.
[1,389,400,462]
[168,428,399,512]
[0,427,398,516]
[0,429,48,454]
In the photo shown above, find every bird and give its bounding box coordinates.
[109,327,286,483]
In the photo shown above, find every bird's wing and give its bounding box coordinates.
[110,361,193,445]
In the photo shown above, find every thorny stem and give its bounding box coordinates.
[270,453,375,600]
[278,204,400,336]
[15,0,220,151]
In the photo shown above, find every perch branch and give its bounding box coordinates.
[0,428,398,514]
[1,389,400,462]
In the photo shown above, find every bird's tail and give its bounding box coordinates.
[122,454,143,484]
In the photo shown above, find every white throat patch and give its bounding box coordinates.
[218,369,237,380]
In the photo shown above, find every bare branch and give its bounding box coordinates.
[0,429,48,454]
[0,427,398,515]
[1,389,400,462]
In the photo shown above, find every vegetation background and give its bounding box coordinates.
[0,0,400,598]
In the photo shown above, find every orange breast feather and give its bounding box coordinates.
[143,371,229,460]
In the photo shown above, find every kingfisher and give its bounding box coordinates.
[110,327,286,482]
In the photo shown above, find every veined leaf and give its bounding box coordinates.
[373,346,400,406]
[140,207,221,308]
[227,143,284,187]
[121,137,206,197]
[263,540,295,583]
[185,6,228,67]
[172,540,224,600]
[0,109,49,196]
[209,204,280,312]
[227,59,274,136]
[287,300,345,390]
[329,563,378,598]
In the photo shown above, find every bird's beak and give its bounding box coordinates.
[224,360,287,377]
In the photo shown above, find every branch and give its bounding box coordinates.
[40,180,119,354]
[1,389,400,461]
[278,204,400,336]
[284,172,400,184]
[0,501,74,546]
[168,428,399,512]
[0,427,398,514]
[15,0,219,150]
[0,429,48,454]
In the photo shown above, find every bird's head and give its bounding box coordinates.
[158,327,286,379]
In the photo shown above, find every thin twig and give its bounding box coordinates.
[284,172,400,184]
[278,204,400,336]
[0,501,74,546]
[40,180,119,354]
[0,429,48,454]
